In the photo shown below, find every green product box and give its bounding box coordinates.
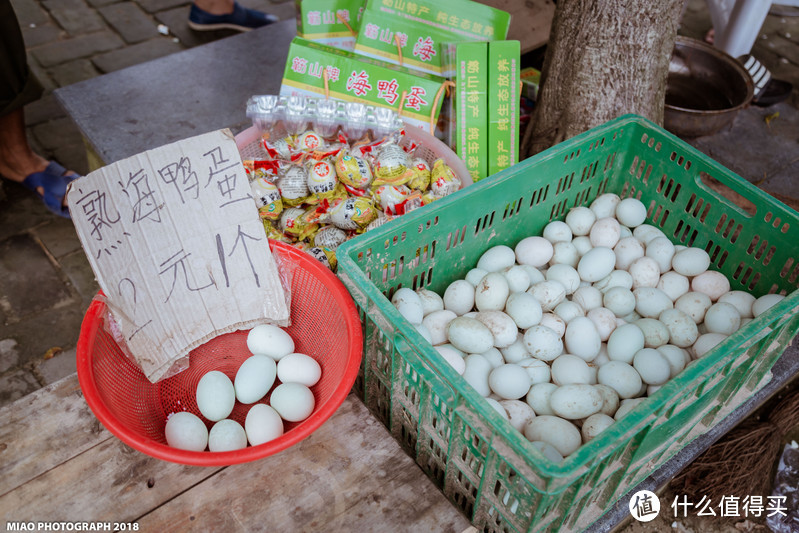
[521,66,541,101]
[295,0,367,51]
[365,0,510,42]
[354,8,469,76]
[281,37,448,132]
[444,42,487,182]
[487,40,520,176]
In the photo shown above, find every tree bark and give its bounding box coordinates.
[521,0,685,157]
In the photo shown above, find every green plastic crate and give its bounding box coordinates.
[335,114,799,532]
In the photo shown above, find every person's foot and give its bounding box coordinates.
[20,161,79,218]
[188,2,278,32]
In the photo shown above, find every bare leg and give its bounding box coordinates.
[0,108,48,183]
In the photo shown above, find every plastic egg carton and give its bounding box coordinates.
[246,95,405,140]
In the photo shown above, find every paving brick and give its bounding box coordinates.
[0,368,40,409]
[0,339,22,374]
[0,300,86,368]
[0,234,74,323]
[24,94,68,127]
[36,346,78,385]
[155,6,233,48]
[59,250,100,303]
[31,30,124,68]
[21,22,64,48]
[52,140,91,178]
[45,0,108,36]
[99,2,161,44]
[136,0,188,15]
[31,116,82,152]
[86,0,122,6]
[27,53,57,92]
[92,36,183,73]
[10,0,50,27]
[0,182,58,244]
[34,219,83,258]
[50,58,102,86]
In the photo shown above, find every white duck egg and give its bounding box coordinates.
[475,272,510,312]
[645,237,676,273]
[672,248,711,277]
[572,236,593,256]
[542,220,573,243]
[692,333,728,358]
[633,287,673,318]
[582,413,615,442]
[615,198,647,228]
[594,270,634,293]
[523,325,563,361]
[551,353,592,385]
[270,383,315,422]
[391,287,424,324]
[488,364,532,400]
[475,311,518,348]
[235,354,277,404]
[503,265,532,293]
[505,292,543,329]
[465,267,489,286]
[656,345,688,378]
[551,242,580,268]
[628,257,660,289]
[416,288,444,316]
[523,416,582,457]
[614,398,646,421]
[633,348,671,385]
[691,271,730,301]
[435,345,467,374]
[423,309,457,345]
[675,292,713,324]
[500,332,530,364]
[165,412,208,451]
[519,265,546,284]
[657,271,690,301]
[613,237,645,270]
[477,245,516,272]
[499,400,536,431]
[573,286,603,312]
[603,287,636,317]
[197,370,235,422]
[515,236,553,267]
[448,316,494,354]
[554,301,585,323]
[485,398,509,419]
[564,317,601,362]
[633,224,667,245]
[718,291,756,319]
[413,323,433,344]
[539,313,566,338]
[753,294,786,317]
[518,357,551,384]
[526,382,558,415]
[606,323,645,364]
[590,193,622,219]
[546,264,581,294]
[443,280,475,316]
[704,302,741,335]
[565,206,597,236]
[658,308,698,348]
[594,384,620,416]
[462,354,492,396]
[481,347,505,368]
[245,404,284,446]
[208,419,248,452]
[550,384,603,419]
[589,217,621,248]
[531,441,565,462]
[277,353,322,387]
[247,324,295,360]
[577,247,617,282]
[528,280,567,312]
[635,318,670,348]
[597,361,642,399]
[587,307,617,341]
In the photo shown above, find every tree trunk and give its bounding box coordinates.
[521,0,684,157]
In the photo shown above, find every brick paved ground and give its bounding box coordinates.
[0,0,797,408]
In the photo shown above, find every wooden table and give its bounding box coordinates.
[0,373,471,531]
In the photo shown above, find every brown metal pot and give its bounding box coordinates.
[664,36,755,138]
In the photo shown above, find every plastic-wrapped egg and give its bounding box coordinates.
[515,236,553,267]
[443,280,476,316]
[277,353,322,387]
[165,412,208,451]
[247,324,295,360]
[235,354,277,404]
[672,248,711,277]
[391,288,424,325]
[208,419,247,452]
[270,383,315,422]
[477,245,516,272]
[196,371,236,422]
[245,404,284,446]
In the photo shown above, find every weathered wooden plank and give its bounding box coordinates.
[0,374,111,492]
[136,397,471,532]
[0,433,221,522]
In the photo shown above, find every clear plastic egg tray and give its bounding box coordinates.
[335,114,799,532]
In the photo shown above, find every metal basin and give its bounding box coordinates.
[664,36,754,138]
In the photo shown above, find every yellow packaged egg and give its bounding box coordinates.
[294,130,325,152]
[263,219,285,241]
[430,159,461,197]
[263,136,293,160]
[276,165,309,206]
[407,157,431,191]
[335,148,374,190]
[279,206,318,241]
[372,185,413,215]
[372,142,414,187]
[307,246,337,271]
[313,225,348,251]
[306,159,344,204]
[251,177,283,220]
[366,211,396,231]
[324,196,377,231]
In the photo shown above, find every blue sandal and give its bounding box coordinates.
[188,2,278,32]
[21,161,80,219]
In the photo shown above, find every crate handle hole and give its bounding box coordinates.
[697,172,756,218]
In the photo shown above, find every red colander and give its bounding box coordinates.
[76,240,363,466]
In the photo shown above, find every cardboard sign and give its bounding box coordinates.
[68,129,290,383]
